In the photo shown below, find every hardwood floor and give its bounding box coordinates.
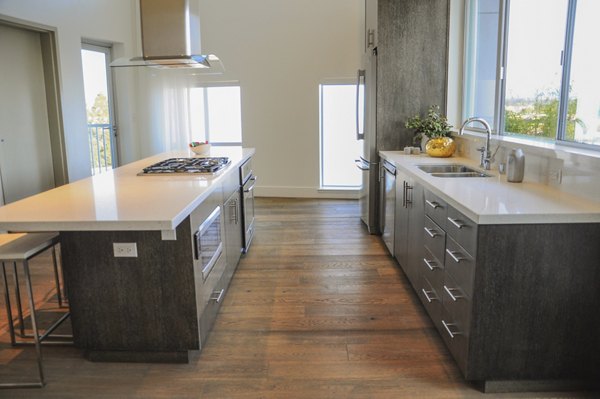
[0,198,595,398]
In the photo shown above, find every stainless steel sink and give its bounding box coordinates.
[417,164,491,178]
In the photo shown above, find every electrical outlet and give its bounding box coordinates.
[113,243,138,257]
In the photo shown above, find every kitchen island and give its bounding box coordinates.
[380,151,600,392]
[0,147,255,363]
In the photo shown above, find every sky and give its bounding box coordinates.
[81,49,108,108]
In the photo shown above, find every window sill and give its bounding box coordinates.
[452,129,600,162]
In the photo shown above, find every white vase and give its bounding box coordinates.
[421,136,429,151]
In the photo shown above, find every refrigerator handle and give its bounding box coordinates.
[356,69,366,140]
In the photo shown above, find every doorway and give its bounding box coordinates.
[81,43,118,175]
[0,21,67,205]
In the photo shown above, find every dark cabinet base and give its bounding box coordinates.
[476,379,599,394]
[85,350,190,364]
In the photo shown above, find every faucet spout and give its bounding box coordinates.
[459,117,493,170]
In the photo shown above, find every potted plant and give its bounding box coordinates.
[405,105,455,157]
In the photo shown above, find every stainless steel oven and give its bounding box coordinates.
[194,206,223,280]
[239,158,256,253]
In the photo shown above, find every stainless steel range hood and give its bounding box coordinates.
[111,0,223,72]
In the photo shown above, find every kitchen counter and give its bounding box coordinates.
[380,151,600,224]
[0,146,256,363]
[0,147,254,237]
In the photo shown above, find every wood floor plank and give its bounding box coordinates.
[0,197,594,398]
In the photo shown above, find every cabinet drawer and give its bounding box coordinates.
[422,246,444,288]
[441,272,472,333]
[444,236,475,298]
[446,206,477,256]
[197,250,226,300]
[440,302,469,375]
[424,190,448,230]
[198,270,228,348]
[418,275,441,326]
[423,216,446,262]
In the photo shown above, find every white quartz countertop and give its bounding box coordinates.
[380,151,600,224]
[0,147,255,233]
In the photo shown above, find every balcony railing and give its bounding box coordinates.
[88,124,113,175]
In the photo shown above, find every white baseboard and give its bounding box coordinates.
[254,186,359,199]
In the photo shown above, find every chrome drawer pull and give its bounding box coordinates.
[424,227,439,238]
[210,289,225,303]
[425,199,440,209]
[442,320,461,339]
[423,258,439,271]
[421,288,437,303]
[446,249,464,263]
[447,217,466,229]
[443,285,463,301]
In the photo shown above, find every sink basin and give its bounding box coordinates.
[417,164,491,178]
[430,172,491,178]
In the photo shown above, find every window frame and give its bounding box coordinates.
[188,81,243,146]
[463,0,600,151]
[318,78,363,190]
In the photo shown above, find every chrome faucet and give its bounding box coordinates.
[459,117,493,170]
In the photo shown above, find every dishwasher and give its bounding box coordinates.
[380,160,396,255]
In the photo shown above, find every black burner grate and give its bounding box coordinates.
[142,157,231,174]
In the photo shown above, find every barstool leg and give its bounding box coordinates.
[22,260,45,387]
[51,246,63,308]
[1,262,17,346]
[12,262,26,337]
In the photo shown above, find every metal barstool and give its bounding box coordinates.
[0,233,72,389]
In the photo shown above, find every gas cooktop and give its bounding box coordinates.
[140,157,231,175]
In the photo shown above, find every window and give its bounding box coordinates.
[464,0,501,126]
[566,0,600,145]
[463,0,600,148]
[319,83,362,189]
[81,43,117,174]
[189,85,242,144]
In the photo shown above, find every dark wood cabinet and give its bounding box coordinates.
[394,170,424,288]
[414,188,600,387]
[60,163,250,363]
[377,0,449,150]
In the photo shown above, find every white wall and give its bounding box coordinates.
[197,0,363,198]
[1,0,363,197]
[0,0,139,182]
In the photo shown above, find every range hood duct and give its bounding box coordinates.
[111,0,223,72]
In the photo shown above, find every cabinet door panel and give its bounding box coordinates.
[419,275,441,329]
[444,236,475,298]
[406,179,424,287]
[394,172,409,270]
[422,246,444,290]
[424,190,448,230]
[423,216,446,262]
[441,272,471,333]
[440,304,469,375]
[446,206,477,256]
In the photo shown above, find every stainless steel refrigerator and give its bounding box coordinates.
[355,48,379,234]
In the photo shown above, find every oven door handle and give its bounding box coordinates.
[244,176,257,193]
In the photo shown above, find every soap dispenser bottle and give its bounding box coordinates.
[506,149,525,183]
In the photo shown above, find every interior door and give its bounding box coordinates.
[0,24,55,204]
